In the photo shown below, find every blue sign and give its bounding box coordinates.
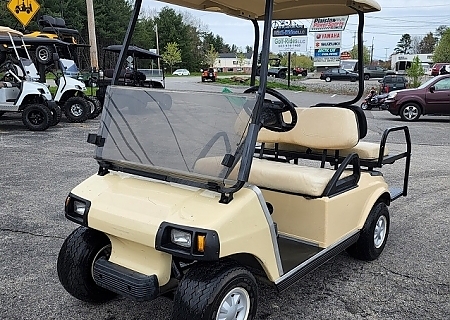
[273,27,307,37]
[314,48,340,57]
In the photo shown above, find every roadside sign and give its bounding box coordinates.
[7,0,40,27]
[310,16,348,32]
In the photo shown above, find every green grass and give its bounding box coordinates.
[216,78,306,91]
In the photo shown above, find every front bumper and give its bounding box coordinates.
[93,257,159,302]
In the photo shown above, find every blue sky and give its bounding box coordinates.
[144,0,450,60]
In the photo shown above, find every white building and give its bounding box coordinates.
[215,52,254,73]
[390,53,434,74]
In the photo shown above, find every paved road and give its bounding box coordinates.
[0,78,449,319]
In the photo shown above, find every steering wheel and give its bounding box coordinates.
[244,86,297,132]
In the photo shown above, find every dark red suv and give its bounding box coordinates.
[430,63,448,76]
[385,74,450,121]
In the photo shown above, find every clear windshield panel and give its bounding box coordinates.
[96,86,256,184]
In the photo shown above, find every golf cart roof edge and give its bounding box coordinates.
[155,0,381,20]
[0,26,24,37]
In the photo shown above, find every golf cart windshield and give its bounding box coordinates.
[96,86,255,187]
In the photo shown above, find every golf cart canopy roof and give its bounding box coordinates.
[0,34,84,48]
[104,45,161,59]
[155,0,380,20]
[0,26,23,37]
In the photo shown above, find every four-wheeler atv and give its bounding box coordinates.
[0,27,59,131]
[256,57,289,79]
[57,1,412,319]
[201,67,218,82]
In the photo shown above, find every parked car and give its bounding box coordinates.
[439,65,450,75]
[172,68,190,76]
[201,67,217,82]
[320,68,358,82]
[385,74,450,121]
[429,63,448,76]
[378,75,408,93]
[363,65,395,80]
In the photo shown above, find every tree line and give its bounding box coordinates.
[0,0,248,71]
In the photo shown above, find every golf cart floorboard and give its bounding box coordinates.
[277,235,323,273]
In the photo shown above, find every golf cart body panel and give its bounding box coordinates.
[70,172,281,282]
[54,74,87,103]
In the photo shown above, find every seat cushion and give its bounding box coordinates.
[194,157,351,197]
[264,141,388,160]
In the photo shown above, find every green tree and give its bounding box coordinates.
[162,42,182,72]
[236,50,246,70]
[349,45,370,64]
[406,56,425,88]
[435,25,449,41]
[205,44,218,67]
[433,28,450,62]
[395,34,412,54]
[418,32,437,54]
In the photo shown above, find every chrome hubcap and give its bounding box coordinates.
[39,50,48,61]
[217,287,250,320]
[374,216,387,248]
[403,106,418,120]
[71,104,84,117]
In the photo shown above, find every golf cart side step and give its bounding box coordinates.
[93,257,159,302]
[389,186,404,201]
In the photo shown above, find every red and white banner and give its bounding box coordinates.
[310,16,348,32]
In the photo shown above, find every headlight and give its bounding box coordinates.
[73,200,87,215]
[170,229,192,248]
[65,194,90,226]
[388,91,398,99]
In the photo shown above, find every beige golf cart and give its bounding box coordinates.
[57,1,411,319]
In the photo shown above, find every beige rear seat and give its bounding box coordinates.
[258,108,388,160]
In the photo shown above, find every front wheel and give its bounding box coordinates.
[64,96,90,123]
[360,102,371,110]
[400,103,421,121]
[325,76,331,82]
[49,105,62,126]
[21,104,52,131]
[364,74,370,80]
[57,227,117,303]
[172,261,258,320]
[347,202,390,261]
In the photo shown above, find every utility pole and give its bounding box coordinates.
[370,36,374,64]
[155,23,160,69]
[86,0,99,70]
[384,47,389,61]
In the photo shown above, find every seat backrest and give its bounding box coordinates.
[258,107,359,150]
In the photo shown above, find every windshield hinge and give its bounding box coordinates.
[219,192,234,204]
[87,133,105,147]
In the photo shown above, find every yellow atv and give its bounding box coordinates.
[57,1,411,319]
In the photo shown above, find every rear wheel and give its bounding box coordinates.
[278,71,286,79]
[21,104,52,131]
[325,76,331,82]
[172,261,258,320]
[57,227,117,303]
[360,102,371,110]
[400,103,421,121]
[64,96,90,123]
[364,74,370,80]
[347,202,390,261]
[49,105,62,126]
[86,96,102,119]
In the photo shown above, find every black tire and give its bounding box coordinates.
[350,77,357,82]
[86,96,103,119]
[64,96,90,123]
[292,70,298,76]
[301,70,307,77]
[172,261,258,320]
[0,111,5,118]
[400,103,421,121]
[347,202,390,261]
[278,71,286,79]
[48,105,62,126]
[35,45,55,65]
[21,104,52,131]
[325,76,331,82]
[201,77,205,82]
[57,227,117,303]
[364,74,370,80]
